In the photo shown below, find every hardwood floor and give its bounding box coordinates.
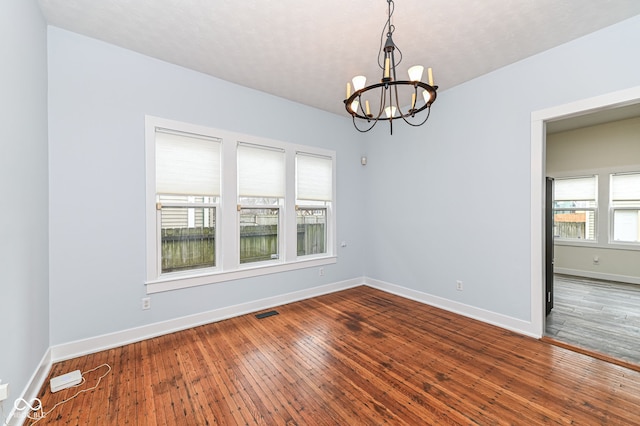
[545,274,640,367]
[30,286,640,425]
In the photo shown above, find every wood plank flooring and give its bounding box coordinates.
[545,274,640,366]
[30,286,640,425]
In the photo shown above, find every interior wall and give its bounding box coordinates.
[0,0,50,415]
[547,116,640,283]
[363,14,640,328]
[547,116,640,172]
[47,27,366,346]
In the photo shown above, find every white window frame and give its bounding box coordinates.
[295,206,331,259]
[609,172,640,246]
[237,205,283,264]
[156,197,220,277]
[552,175,598,243]
[295,152,334,260]
[145,116,337,294]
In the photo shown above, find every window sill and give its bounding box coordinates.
[145,256,337,294]
[554,240,640,251]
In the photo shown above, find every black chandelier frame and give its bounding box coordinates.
[343,0,438,134]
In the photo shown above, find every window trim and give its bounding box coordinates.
[145,115,337,294]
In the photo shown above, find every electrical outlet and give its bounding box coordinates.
[142,297,151,310]
[319,267,325,276]
[456,280,463,291]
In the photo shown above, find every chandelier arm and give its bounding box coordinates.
[400,105,432,127]
[356,94,367,117]
[391,81,406,118]
[351,114,379,133]
[377,84,387,118]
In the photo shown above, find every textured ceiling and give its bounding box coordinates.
[38,0,640,117]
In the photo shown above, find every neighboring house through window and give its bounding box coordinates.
[553,175,598,241]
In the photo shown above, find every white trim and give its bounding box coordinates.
[52,277,362,362]
[554,239,640,252]
[531,85,640,337]
[364,277,539,338]
[530,113,546,339]
[146,256,337,294]
[554,268,640,285]
[5,348,52,426]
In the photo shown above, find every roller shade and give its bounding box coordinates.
[237,143,285,198]
[554,176,596,201]
[611,173,640,201]
[156,130,221,196]
[296,153,333,201]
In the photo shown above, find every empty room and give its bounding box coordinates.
[2,0,640,424]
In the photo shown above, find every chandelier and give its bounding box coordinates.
[343,0,438,135]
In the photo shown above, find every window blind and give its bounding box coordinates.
[554,176,596,201]
[296,153,333,201]
[156,130,221,196]
[237,143,285,198]
[611,173,640,201]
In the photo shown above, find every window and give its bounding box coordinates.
[155,130,221,274]
[145,116,336,293]
[237,143,285,264]
[553,176,597,241]
[296,152,332,257]
[610,172,640,244]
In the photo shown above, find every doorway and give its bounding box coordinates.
[530,86,640,343]
[542,110,640,367]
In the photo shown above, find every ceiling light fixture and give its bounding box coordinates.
[344,0,438,135]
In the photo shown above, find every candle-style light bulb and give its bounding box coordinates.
[346,82,351,99]
[352,76,367,91]
[422,90,432,104]
[408,65,424,82]
[384,106,397,118]
[427,67,434,86]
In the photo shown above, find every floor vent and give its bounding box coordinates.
[255,310,279,319]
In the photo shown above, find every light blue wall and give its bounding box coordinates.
[16,5,640,361]
[364,15,640,320]
[47,27,367,345]
[0,0,49,410]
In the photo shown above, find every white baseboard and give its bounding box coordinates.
[5,348,52,426]
[364,277,539,338]
[51,278,363,363]
[554,268,640,285]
